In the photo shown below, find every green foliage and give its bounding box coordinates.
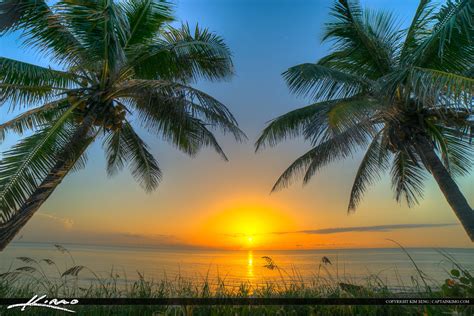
[0,99,69,141]
[282,64,370,100]
[0,57,78,109]
[442,268,474,297]
[130,23,234,82]
[0,0,88,64]
[0,0,243,224]
[0,107,80,222]
[348,132,390,211]
[104,121,162,192]
[123,0,174,48]
[257,0,474,210]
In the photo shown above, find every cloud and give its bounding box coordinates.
[274,223,458,235]
[117,232,173,240]
[16,211,222,249]
[37,212,74,230]
[17,225,215,250]
[222,223,458,239]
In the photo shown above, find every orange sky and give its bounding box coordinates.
[17,160,473,250]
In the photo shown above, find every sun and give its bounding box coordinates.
[197,201,296,249]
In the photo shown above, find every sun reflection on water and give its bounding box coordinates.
[247,251,254,279]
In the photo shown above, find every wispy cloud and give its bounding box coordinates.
[117,232,174,240]
[38,212,74,230]
[16,225,217,250]
[223,223,458,239]
[276,223,458,235]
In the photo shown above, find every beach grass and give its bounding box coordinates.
[0,245,473,315]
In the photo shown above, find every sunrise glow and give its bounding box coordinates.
[189,200,298,249]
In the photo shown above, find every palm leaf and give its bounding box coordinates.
[0,99,68,141]
[123,0,173,48]
[282,63,370,100]
[256,97,378,151]
[441,130,473,177]
[390,149,426,207]
[427,122,474,177]
[103,128,127,177]
[348,131,391,211]
[400,0,436,60]
[0,58,78,108]
[320,0,400,78]
[0,107,77,223]
[272,123,373,192]
[0,0,86,64]
[119,122,162,192]
[410,67,474,108]
[412,0,474,70]
[130,95,230,159]
[115,79,245,142]
[57,0,129,77]
[255,102,328,151]
[129,23,233,82]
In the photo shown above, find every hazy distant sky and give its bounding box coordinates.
[1,0,473,250]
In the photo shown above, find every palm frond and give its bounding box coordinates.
[103,128,127,177]
[256,97,378,151]
[0,84,60,110]
[57,0,129,77]
[302,124,374,185]
[129,94,231,160]
[100,0,130,81]
[0,99,68,141]
[320,0,400,77]
[129,23,233,82]
[324,97,380,133]
[123,0,173,48]
[0,0,86,64]
[272,123,373,192]
[255,102,329,151]
[0,58,78,108]
[348,131,390,211]
[119,121,162,192]
[412,0,474,71]
[282,63,370,100]
[431,0,473,56]
[427,121,473,177]
[390,149,426,207]
[0,107,76,223]
[400,0,436,60]
[115,79,245,141]
[0,58,76,88]
[410,67,474,108]
[440,130,473,177]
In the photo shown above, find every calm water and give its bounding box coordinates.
[1,243,473,288]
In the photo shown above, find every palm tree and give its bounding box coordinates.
[0,0,245,250]
[256,0,474,241]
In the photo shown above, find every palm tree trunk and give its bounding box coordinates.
[0,115,96,251]
[417,139,474,242]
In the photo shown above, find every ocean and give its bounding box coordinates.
[1,243,473,289]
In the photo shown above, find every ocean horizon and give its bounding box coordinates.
[9,241,474,251]
[3,243,473,289]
